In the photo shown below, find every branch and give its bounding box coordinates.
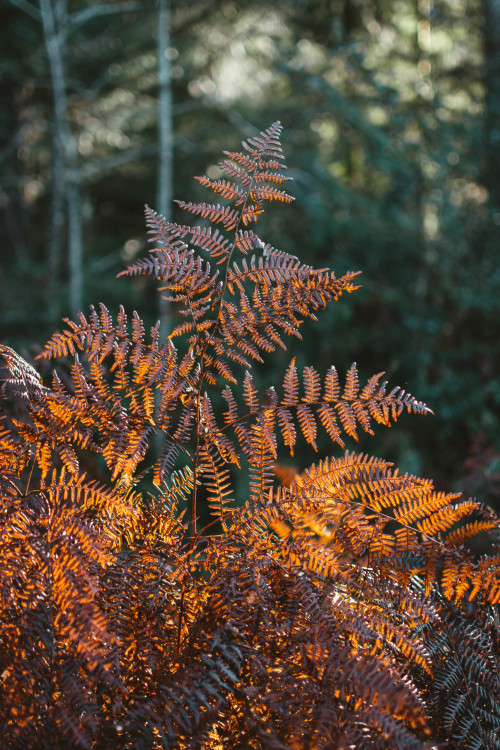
[68,2,145,31]
[7,0,41,21]
[76,144,158,181]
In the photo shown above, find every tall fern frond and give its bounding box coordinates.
[0,121,499,749]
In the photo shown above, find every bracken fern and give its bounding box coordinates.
[0,122,499,749]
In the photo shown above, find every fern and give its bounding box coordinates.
[0,122,499,748]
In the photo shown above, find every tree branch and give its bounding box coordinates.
[76,144,158,182]
[67,2,145,32]
[7,0,41,21]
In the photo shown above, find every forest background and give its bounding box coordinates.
[1,0,500,509]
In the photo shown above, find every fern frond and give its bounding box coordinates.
[424,604,500,749]
[242,120,286,161]
[194,175,247,204]
[273,452,500,605]
[200,444,234,518]
[175,200,240,230]
[445,518,500,548]
[249,184,294,203]
[169,223,232,263]
[0,473,119,747]
[0,344,47,397]
[282,357,299,406]
[3,119,499,749]
[145,203,180,246]
[221,150,258,173]
[273,362,432,451]
[249,418,277,506]
[296,404,318,449]
[218,158,253,185]
[302,365,322,403]
[317,403,345,447]
[253,169,293,185]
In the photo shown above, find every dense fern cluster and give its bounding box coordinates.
[1,122,499,749]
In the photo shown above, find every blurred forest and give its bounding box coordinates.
[1,0,500,505]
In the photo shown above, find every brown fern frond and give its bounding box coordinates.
[224,257,360,347]
[174,200,240,230]
[445,518,500,548]
[253,169,293,185]
[220,150,259,173]
[249,184,294,203]
[343,361,360,400]
[194,175,247,204]
[3,120,499,749]
[234,229,259,254]
[282,356,300,406]
[249,418,277,506]
[242,369,259,411]
[271,362,432,451]
[274,452,500,605]
[241,200,265,226]
[241,120,286,162]
[296,404,318,449]
[0,423,31,477]
[0,472,120,747]
[423,604,500,749]
[200,394,240,466]
[317,403,345,447]
[171,223,232,263]
[200,444,234,518]
[302,365,322,403]
[200,530,430,748]
[275,406,297,456]
[0,344,47,395]
[218,157,253,185]
[145,202,183,246]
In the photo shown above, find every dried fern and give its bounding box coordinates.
[0,122,499,749]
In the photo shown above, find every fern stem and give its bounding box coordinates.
[45,499,58,746]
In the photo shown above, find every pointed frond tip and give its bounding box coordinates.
[0,344,48,393]
[275,362,433,452]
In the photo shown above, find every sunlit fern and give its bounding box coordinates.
[0,122,499,749]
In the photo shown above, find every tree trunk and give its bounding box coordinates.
[40,0,83,316]
[157,0,173,339]
[482,0,500,211]
[154,0,174,457]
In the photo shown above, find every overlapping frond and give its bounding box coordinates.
[271,453,500,602]
[0,471,120,748]
[117,122,359,390]
[422,603,500,750]
[198,534,430,749]
[0,344,47,397]
[0,121,499,749]
[215,362,431,460]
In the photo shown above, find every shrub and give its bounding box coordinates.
[1,122,499,749]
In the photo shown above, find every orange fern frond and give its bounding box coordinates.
[1,120,499,749]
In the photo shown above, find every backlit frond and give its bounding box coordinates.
[1,121,498,750]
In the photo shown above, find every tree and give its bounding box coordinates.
[39,0,82,316]
[482,0,500,213]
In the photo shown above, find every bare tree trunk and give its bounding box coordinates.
[157,0,173,338]
[413,0,433,310]
[40,0,66,320]
[482,0,500,212]
[67,181,84,313]
[154,0,174,457]
[40,0,83,316]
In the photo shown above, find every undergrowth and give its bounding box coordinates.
[1,122,499,749]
